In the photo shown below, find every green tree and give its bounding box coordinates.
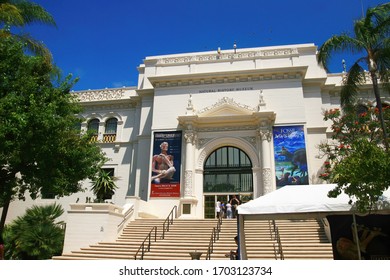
[317,2,390,150]
[0,0,56,62]
[4,203,65,259]
[91,170,118,202]
[0,38,106,238]
[318,106,390,212]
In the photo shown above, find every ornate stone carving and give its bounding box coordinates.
[184,130,196,144]
[197,97,257,115]
[76,89,124,102]
[197,137,212,147]
[262,168,272,194]
[186,94,195,115]
[258,128,272,142]
[198,126,258,132]
[256,89,266,111]
[156,48,299,65]
[184,170,193,197]
[243,136,257,146]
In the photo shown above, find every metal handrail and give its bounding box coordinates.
[274,226,284,260]
[117,204,134,229]
[205,215,223,260]
[269,220,284,260]
[161,205,177,239]
[134,226,157,260]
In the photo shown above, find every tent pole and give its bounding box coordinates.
[238,214,247,260]
[352,213,362,260]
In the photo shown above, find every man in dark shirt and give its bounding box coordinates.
[230,195,240,218]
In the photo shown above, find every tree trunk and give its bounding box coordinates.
[370,71,389,151]
[0,198,10,237]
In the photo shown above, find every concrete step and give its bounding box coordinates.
[53,218,333,260]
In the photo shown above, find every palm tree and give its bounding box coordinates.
[91,170,119,202]
[5,203,65,259]
[0,0,56,62]
[317,2,390,150]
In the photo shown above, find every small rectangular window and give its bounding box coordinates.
[182,204,191,215]
[102,168,115,177]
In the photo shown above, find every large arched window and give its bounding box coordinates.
[203,146,253,193]
[87,119,99,141]
[104,118,118,143]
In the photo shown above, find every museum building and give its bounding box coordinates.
[6,42,379,223]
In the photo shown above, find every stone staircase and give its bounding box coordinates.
[53,218,333,260]
[207,219,333,260]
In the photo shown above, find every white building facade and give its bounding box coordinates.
[7,43,370,223]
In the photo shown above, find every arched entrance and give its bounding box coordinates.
[203,146,253,218]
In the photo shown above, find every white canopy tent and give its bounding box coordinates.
[237,184,390,259]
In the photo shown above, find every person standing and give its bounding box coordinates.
[220,201,226,218]
[226,201,232,219]
[215,200,221,218]
[225,235,240,260]
[230,195,240,218]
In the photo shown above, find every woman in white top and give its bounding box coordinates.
[215,201,221,218]
[225,202,232,219]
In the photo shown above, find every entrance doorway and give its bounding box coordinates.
[203,145,253,218]
[204,194,253,219]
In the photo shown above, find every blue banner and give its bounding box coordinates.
[273,125,308,188]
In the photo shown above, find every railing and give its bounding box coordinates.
[133,206,177,260]
[319,218,332,242]
[103,133,116,143]
[161,205,177,239]
[117,204,134,232]
[89,134,98,142]
[134,226,157,260]
[269,220,284,260]
[205,215,223,260]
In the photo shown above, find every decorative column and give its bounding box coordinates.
[183,129,195,198]
[258,124,273,195]
[179,127,198,218]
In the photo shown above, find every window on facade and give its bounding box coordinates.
[73,121,82,134]
[102,168,115,177]
[103,118,117,143]
[87,119,99,141]
[203,146,253,193]
[41,191,55,199]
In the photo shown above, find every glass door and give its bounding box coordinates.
[204,195,215,219]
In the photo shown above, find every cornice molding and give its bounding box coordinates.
[154,48,299,66]
[82,104,135,111]
[148,66,308,88]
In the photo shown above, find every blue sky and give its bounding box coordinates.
[23,0,387,91]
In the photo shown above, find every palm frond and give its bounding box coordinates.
[317,34,362,71]
[13,32,52,63]
[366,2,390,30]
[376,40,390,71]
[0,3,23,26]
[16,0,56,27]
[91,170,118,201]
[375,39,390,94]
[340,61,366,111]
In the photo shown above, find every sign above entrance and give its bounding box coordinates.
[199,87,253,94]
